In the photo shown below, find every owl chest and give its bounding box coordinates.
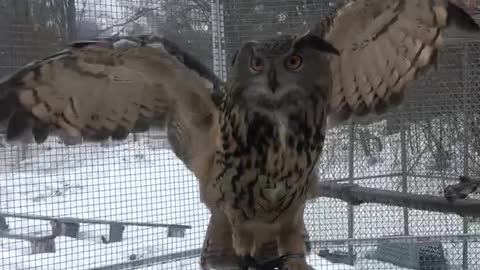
[214,126,325,221]
[213,102,327,220]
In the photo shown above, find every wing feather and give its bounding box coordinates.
[310,0,480,126]
[0,35,222,178]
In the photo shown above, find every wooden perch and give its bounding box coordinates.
[314,176,480,217]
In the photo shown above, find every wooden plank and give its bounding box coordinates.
[0,216,8,231]
[0,233,56,254]
[167,226,186,238]
[101,224,125,244]
[50,220,80,238]
[31,237,56,254]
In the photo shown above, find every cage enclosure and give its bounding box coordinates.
[1,0,480,270]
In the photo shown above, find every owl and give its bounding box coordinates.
[0,1,478,269]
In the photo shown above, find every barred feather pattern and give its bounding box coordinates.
[212,91,326,226]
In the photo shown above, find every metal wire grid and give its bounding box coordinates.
[0,0,479,269]
[305,43,480,269]
[0,1,210,269]
[221,0,336,78]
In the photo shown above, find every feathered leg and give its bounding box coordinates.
[200,210,237,269]
[201,210,290,269]
[201,208,313,269]
[276,208,311,270]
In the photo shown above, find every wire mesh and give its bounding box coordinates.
[0,0,479,269]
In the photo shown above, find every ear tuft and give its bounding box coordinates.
[446,2,480,32]
[231,49,239,66]
[294,34,339,55]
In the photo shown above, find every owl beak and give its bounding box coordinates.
[268,68,279,93]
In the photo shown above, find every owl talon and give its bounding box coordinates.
[281,256,310,270]
[237,255,258,270]
[236,253,305,270]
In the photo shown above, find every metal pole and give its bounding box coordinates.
[461,44,470,270]
[211,0,226,81]
[66,0,77,42]
[347,123,355,265]
[400,124,409,236]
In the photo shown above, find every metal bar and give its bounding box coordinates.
[89,233,480,270]
[347,123,355,265]
[310,233,480,248]
[91,249,202,270]
[324,173,461,184]
[211,0,226,81]
[406,174,460,181]
[461,43,470,270]
[66,0,77,42]
[400,124,409,235]
[0,232,55,241]
[323,173,404,183]
[315,182,480,217]
[0,212,191,230]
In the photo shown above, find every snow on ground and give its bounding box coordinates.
[0,123,477,269]
[0,136,357,270]
[151,255,355,270]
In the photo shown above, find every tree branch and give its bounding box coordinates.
[95,7,160,37]
[314,176,480,217]
[76,0,89,29]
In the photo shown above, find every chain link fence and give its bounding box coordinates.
[0,0,480,269]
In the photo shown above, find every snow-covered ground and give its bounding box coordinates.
[0,135,360,270]
[0,123,478,269]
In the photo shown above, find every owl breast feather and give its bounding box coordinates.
[214,106,325,222]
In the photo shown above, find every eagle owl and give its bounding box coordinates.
[0,1,478,269]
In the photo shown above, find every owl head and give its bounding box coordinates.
[226,34,338,112]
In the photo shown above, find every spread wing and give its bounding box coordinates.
[0,35,221,178]
[310,0,480,126]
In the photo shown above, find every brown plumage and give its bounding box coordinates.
[0,1,478,269]
[321,0,480,127]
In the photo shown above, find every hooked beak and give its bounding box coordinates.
[268,68,279,93]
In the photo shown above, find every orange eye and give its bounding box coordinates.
[285,54,303,70]
[250,57,264,73]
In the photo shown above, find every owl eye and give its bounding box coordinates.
[250,57,264,73]
[285,54,303,70]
